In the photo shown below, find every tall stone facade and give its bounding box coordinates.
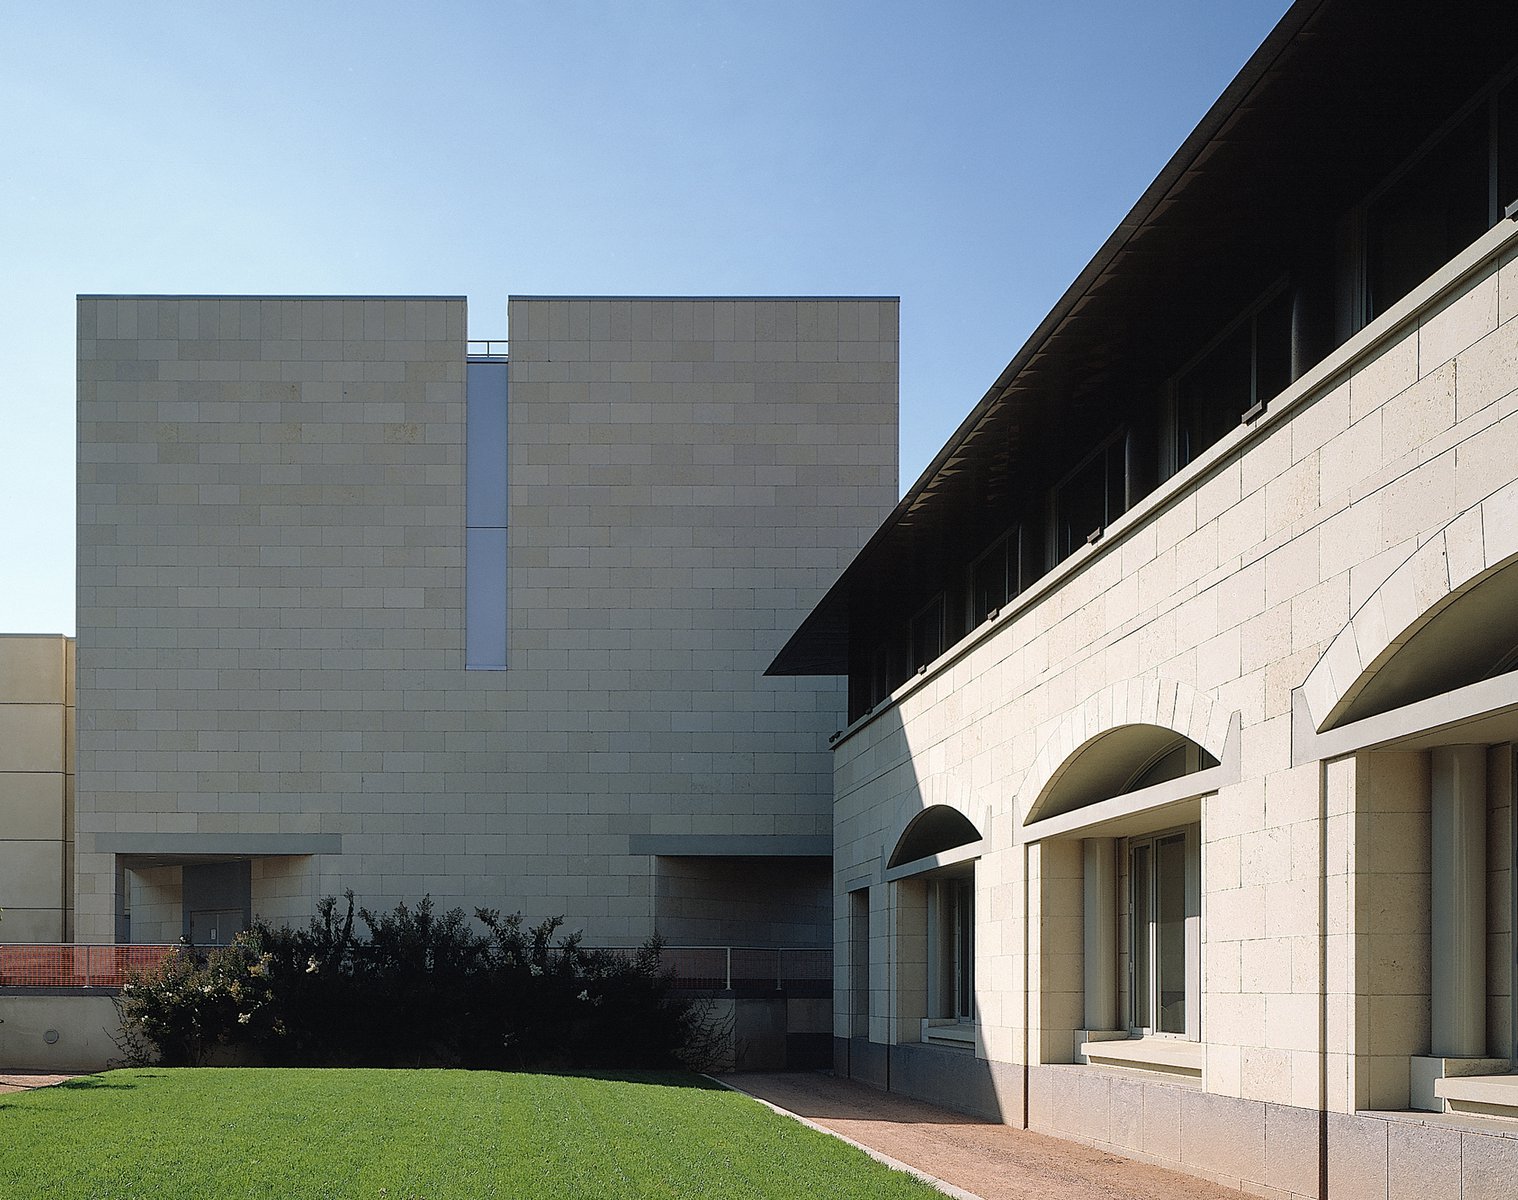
[74,294,897,947]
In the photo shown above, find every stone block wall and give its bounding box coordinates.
[75,294,897,948]
[0,636,73,941]
[832,222,1518,1191]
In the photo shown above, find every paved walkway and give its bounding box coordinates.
[727,1072,1244,1200]
[0,1073,78,1095]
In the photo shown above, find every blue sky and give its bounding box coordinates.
[0,1,1289,634]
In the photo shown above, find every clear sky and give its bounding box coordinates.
[0,1,1290,634]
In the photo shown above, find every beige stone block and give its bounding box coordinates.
[1419,264,1499,373]
[1290,378,1350,465]
[1454,407,1518,512]
[0,839,63,911]
[1240,1045,1292,1103]
[1351,334,1417,422]
[1318,498,1382,583]
[1319,411,1382,501]
[1240,938,1291,994]
[1264,528,1320,608]
[1265,991,1319,1053]
[1265,454,1320,531]
[0,773,65,840]
[0,706,64,773]
[1382,452,1457,547]
[1454,309,1518,419]
[0,638,67,704]
[1380,361,1455,466]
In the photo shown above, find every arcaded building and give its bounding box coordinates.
[771,1,1518,1193]
[73,295,898,951]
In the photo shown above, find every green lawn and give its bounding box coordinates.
[0,1068,942,1199]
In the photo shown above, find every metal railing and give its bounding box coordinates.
[588,946,831,992]
[467,339,508,359]
[0,943,831,992]
[0,944,180,989]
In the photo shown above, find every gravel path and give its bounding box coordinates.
[727,1071,1245,1200]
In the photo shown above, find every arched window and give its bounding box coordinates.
[1330,556,1518,729]
[888,805,981,869]
[886,806,983,1045]
[1023,720,1226,1062]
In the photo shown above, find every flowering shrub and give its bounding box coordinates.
[116,893,695,1070]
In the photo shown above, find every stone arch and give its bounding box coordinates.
[1020,678,1233,825]
[1301,479,1518,731]
[884,772,990,869]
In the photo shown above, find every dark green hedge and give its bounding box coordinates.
[117,893,697,1070]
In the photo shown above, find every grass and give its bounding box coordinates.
[0,1068,943,1199]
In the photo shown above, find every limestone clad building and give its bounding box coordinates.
[40,0,1518,1190]
[0,635,75,942]
[73,295,898,951]
[769,1,1518,1193]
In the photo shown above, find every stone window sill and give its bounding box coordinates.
[1080,1035,1203,1079]
[921,1019,978,1050]
[1435,1073,1518,1120]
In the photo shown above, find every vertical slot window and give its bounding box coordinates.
[1365,106,1490,320]
[849,888,870,1038]
[970,527,1023,625]
[1053,432,1128,562]
[1175,286,1293,470]
[953,876,974,1019]
[910,593,946,671]
[466,358,509,669]
[1130,842,1152,1031]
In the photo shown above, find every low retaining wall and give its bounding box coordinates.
[0,993,122,1073]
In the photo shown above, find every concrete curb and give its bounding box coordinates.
[704,1073,987,1200]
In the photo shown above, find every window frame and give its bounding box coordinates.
[1351,66,1518,331]
[1166,275,1292,476]
[1049,427,1130,564]
[967,526,1024,628]
[926,869,976,1025]
[1125,822,1201,1042]
[910,591,947,673]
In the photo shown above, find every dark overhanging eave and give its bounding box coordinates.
[766,0,1325,678]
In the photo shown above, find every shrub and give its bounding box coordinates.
[116,893,695,1071]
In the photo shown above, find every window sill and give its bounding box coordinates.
[1435,1073,1518,1120]
[1080,1035,1203,1079]
[922,1019,978,1050]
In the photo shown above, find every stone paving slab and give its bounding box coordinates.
[727,1071,1246,1200]
[0,1073,79,1094]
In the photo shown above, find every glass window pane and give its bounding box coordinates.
[1056,452,1109,560]
[466,361,509,527]
[1131,842,1151,1030]
[465,527,507,669]
[956,879,974,1019]
[972,536,1009,621]
[1156,834,1188,1035]
[1366,107,1490,319]
[1254,289,1294,404]
[911,594,946,668]
[1177,323,1251,466]
[1500,79,1518,221]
